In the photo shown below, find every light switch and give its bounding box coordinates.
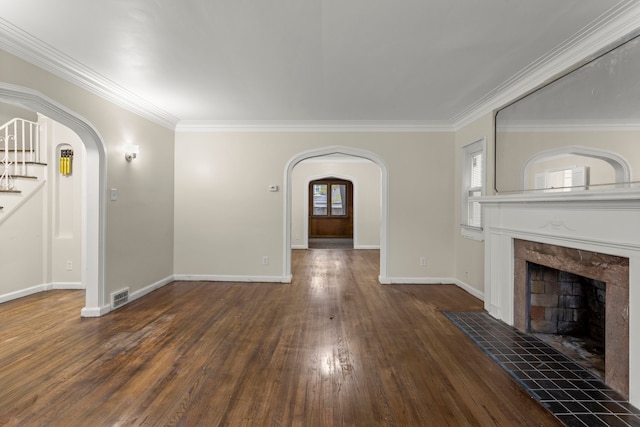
[268,185,279,192]
[110,188,118,201]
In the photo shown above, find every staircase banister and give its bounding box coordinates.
[0,117,39,129]
[1,117,42,191]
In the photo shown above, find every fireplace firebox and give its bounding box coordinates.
[527,262,606,378]
[514,239,629,398]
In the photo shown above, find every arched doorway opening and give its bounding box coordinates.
[0,82,106,316]
[283,146,389,283]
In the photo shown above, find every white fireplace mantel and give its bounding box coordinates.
[478,189,640,406]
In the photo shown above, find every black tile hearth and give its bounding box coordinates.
[444,311,640,427]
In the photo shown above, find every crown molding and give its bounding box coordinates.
[497,119,640,133]
[0,18,180,130]
[0,17,453,134]
[175,119,453,133]
[3,2,638,135]
[452,0,640,130]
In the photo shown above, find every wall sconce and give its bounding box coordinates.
[125,144,139,162]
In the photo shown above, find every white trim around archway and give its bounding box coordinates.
[283,146,389,283]
[521,145,632,190]
[0,82,107,317]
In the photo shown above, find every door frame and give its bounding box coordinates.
[284,146,389,283]
[0,82,107,316]
[303,173,357,247]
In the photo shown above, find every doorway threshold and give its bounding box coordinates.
[308,238,353,249]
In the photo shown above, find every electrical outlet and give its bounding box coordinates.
[262,256,269,265]
[66,261,73,271]
[420,257,427,266]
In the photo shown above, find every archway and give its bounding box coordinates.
[283,146,389,283]
[0,82,106,316]
[521,145,632,190]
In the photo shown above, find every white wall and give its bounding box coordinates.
[452,113,494,299]
[291,158,381,249]
[174,131,456,282]
[0,48,175,313]
[0,185,45,298]
[39,115,84,287]
[0,102,37,124]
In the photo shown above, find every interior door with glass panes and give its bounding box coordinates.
[309,178,353,238]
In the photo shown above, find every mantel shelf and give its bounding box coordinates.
[477,188,640,205]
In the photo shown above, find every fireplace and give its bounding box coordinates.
[479,191,639,406]
[513,239,629,396]
[527,262,607,378]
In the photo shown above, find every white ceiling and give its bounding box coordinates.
[0,0,637,129]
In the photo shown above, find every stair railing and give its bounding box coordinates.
[1,118,41,191]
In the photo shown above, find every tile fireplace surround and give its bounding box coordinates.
[479,190,640,408]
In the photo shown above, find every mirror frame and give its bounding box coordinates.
[493,30,640,194]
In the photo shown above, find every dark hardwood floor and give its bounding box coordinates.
[0,249,559,426]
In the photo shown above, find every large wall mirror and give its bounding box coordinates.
[495,33,640,194]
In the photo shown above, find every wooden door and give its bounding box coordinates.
[309,178,353,238]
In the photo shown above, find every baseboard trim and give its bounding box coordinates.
[354,245,380,250]
[0,281,85,304]
[383,276,485,301]
[126,275,176,307]
[451,279,485,301]
[292,244,380,250]
[51,282,84,290]
[174,274,291,283]
[2,275,483,317]
[82,275,176,317]
[385,277,456,285]
[80,304,111,317]
[0,283,49,304]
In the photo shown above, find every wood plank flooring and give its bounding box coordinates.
[0,249,560,426]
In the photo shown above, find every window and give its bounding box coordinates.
[461,138,485,240]
[312,184,328,215]
[534,166,588,192]
[311,181,348,217]
[330,184,346,215]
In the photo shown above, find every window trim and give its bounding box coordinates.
[461,137,486,241]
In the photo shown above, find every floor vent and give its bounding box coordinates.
[111,288,130,309]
